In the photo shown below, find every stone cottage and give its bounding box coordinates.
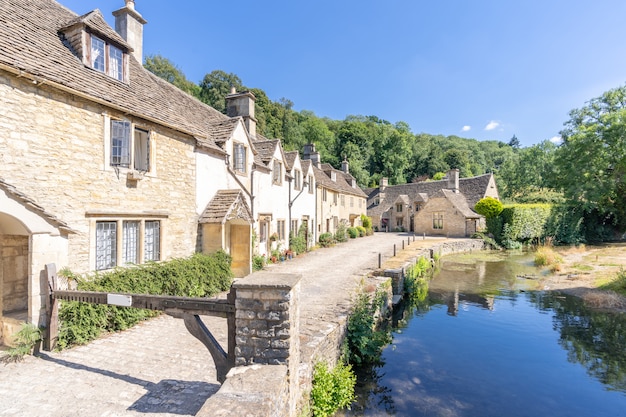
[0,0,258,344]
[365,169,499,237]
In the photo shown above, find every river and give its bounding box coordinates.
[343,251,626,417]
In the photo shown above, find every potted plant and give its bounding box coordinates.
[269,232,279,242]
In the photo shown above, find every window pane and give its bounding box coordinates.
[91,36,105,73]
[111,120,131,167]
[96,221,116,270]
[134,129,150,171]
[109,45,124,81]
[144,221,161,262]
[234,143,246,172]
[122,221,139,264]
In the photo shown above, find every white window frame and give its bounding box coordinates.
[104,115,155,175]
[433,212,444,230]
[294,169,301,190]
[277,220,286,241]
[93,218,163,271]
[88,34,127,82]
[308,175,314,194]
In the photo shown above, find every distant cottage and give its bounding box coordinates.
[365,169,499,237]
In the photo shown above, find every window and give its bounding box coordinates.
[433,212,444,230]
[259,220,268,242]
[415,203,420,212]
[291,220,298,236]
[323,188,328,202]
[96,221,117,270]
[277,220,285,240]
[134,129,150,171]
[396,217,404,227]
[350,197,354,208]
[233,143,246,173]
[110,120,152,171]
[122,221,139,264]
[89,35,125,81]
[308,176,314,193]
[333,192,338,205]
[341,195,345,206]
[144,221,161,262]
[359,199,362,208]
[95,219,161,270]
[396,204,403,213]
[374,198,380,206]
[294,170,301,190]
[330,172,336,182]
[273,161,282,185]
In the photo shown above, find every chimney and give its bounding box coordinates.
[113,0,147,63]
[447,169,459,193]
[302,143,320,168]
[341,157,349,174]
[380,177,388,192]
[226,88,257,138]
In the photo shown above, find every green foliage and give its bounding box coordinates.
[318,233,334,248]
[555,84,626,233]
[404,257,433,305]
[498,204,552,245]
[356,226,366,237]
[199,70,243,113]
[346,291,392,365]
[474,197,504,218]
[334,223,348,243]
[310,361,356,417]
[289,225,308,254]
[2,323,42,363]
[57,252,233,349]
[144,55,201,98]
[347,227,358,239]
[252,254,266,271]
[534,246,564,272]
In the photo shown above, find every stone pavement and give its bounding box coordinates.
[0,233,453,417]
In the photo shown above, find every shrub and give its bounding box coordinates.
[347,227,358,239]
[1,323,42,363]
[252,254,266,271]
[319,233,334,248]
[534,246,563,270]
[360,214,373,230]
[474,197,504,218]
[335,223,348,243]
[310,361,356,417]
[289,224,308,254]
[600,269,626,296]
[356,226,366,237]
[346,291,392,365]
[57,251,234,349]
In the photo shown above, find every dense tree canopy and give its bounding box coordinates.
[144,56,626,237]
[554,85,626,231]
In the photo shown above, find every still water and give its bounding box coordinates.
[344,252,626,417]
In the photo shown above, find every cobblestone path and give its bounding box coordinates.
[0,233,453,416]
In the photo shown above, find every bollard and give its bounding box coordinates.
[394,244,396,257]
[378,253,382,268]
[407,237,410,246]
[423,232,425,240]
[402,240,405,250]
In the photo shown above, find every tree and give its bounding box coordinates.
[554,85,626,232]
[144,55,200,98]
[508,134,520,149]
[199,70,243,113]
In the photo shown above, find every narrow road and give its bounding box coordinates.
[0,233,451,417]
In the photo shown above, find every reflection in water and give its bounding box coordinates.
[344,251,626,417]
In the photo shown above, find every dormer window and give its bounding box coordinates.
[330,171,336,182]
[88,34,126,82]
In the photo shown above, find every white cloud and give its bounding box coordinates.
[484,120,500,131]
[550,136,562,144]
[461,125,471,132]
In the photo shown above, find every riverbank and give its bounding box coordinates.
[537,242,626,312]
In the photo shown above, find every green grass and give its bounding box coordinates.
[599,269,626,296]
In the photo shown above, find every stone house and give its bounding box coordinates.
[0,0,259,344]
[284,151,316,251]
[302,145,368,238]
[365,169,499,237]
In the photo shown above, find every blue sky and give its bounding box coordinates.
[58,0,626,147]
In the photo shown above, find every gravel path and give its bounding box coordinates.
[0,232,449,416]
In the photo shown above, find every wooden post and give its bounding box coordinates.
[402,240,405,250]
[378,253,381,268]
[393,244,396,257]
[44,263,58,351]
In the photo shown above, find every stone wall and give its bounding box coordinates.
[414,197,471,237]
[0,73,199,274]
